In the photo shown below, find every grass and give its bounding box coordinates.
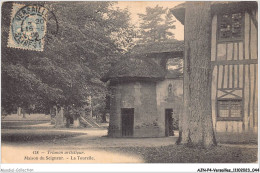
[105,145,258,163]
[1,129,86,143]
[1,121,50,129]
[2,113,50,121]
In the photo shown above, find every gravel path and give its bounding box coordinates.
[1,122,257,163]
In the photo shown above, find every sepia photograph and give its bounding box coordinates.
[0,0,259,172]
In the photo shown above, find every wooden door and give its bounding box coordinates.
[121,108,134,137]
[165,109,174,136]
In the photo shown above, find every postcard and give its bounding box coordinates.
[1,1,259,172]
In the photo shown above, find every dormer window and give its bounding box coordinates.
[218,12,244,42]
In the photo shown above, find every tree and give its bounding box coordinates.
[177,2,217,148]
[138,5,176,42]
[167,58,183,76]
[1,2,135,120]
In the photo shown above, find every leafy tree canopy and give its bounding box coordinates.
[2,2,135,114]
[137,5,176,43]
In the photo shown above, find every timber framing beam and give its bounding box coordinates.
[248,10,258,29]
[211,59,258,66]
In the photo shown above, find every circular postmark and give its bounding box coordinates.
[10,4,58,51]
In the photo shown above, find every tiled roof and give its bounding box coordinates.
[130,40,184,55]
[101,56,166,82]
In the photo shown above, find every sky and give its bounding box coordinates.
[115,1,184,40]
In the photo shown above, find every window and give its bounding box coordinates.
[217,99,243,121]
[168,84,173,95]
[218,12,243,41]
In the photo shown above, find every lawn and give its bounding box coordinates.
[2,114,51,121]
[1,114,51,129]
[105,145,257,163]
[1,129,86,143]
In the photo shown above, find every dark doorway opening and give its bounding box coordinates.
[121,108,134,137]
[165,109,174,136]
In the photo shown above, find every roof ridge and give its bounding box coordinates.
[101,56,166,82]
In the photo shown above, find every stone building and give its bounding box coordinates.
[101,41,184,137]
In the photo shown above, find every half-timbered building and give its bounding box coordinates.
[171,1,258,143]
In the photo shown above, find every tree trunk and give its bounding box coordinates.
[73,118,80,128]
[17,107,21,116]
[55,106,64,127]
[50,106,56,125]
[87,96,93,117]
[22,108,26,118]
[177,2,216,148]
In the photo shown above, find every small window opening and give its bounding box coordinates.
[217,99,243,121]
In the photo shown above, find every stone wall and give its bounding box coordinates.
[156,79,183,133]
[108,81,162,137]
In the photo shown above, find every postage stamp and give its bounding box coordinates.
[8,4,49,51]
